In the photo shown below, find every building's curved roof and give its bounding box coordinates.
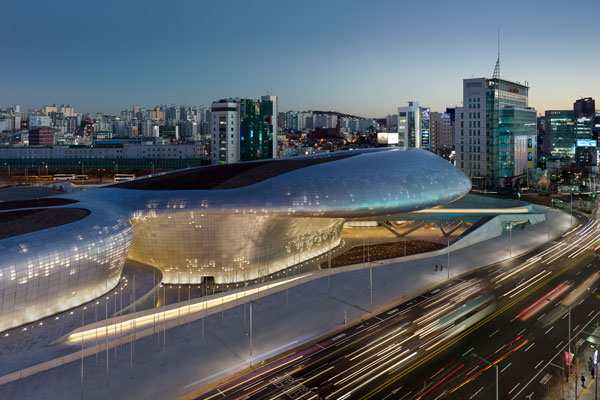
[0,208,91,239]
[71,147,472,218]
[108,153,356,190]
[0,198,79,211]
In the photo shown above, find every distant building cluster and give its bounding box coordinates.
[1,66,599,189]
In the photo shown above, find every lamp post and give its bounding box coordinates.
[548,299,571,360]
[447,235,450,280]
[508,222,513,258]
[150,161,155,174]
[571,191,573,224]
[471,353,498,400]
[78,161,84,184]
[3,163,10,183]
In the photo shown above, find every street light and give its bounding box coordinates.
[3,163,10,183]
[508,222,514,258]
[150,161,155,174]
[471,353,498,400]
[78,161,84,184]
[548,299,572,362]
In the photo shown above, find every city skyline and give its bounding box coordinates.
[2,0,599,117]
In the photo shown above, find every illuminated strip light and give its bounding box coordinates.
[327,352,418,399]
[345,324,409,360]
[576,220,597,236]
[502,270,551,298]
[415,303,456,326]
[422,281,481,309]
[333,347,409,387]
[493,258,542,284]
[520,283,570,321]
[67,274,308,343]
[543,231,595,264]
[425,324,466,352]
[569,238,600,259]
[562,224,582,237]
[514,282,565,320]
[561,272,600,306]
[348,328,407,362]
[449,338,529,393]
[411,208,530,214]
[414,363,465,400]
[544,234,590,262]
[443,335,526,394]
[594,244,600,251]
[537,241,565,258]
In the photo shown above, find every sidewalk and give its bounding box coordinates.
[0,205,575,400]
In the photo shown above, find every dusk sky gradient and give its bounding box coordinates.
[2,0,599,117]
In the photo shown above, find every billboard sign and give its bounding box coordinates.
[420,108,430,120]
[377,132,399,145]
[577,139,597,148]
[421,129,430,148]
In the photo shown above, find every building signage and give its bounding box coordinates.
[421,129,430,148]
[377,132,399,145]
[509,88,520,94]
[527,138,533,168]
[576,139,597,148]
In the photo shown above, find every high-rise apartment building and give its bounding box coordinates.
[430,110,454,155]
[211,99,239,164]
[210,96,276,164]
[455,78,537,188]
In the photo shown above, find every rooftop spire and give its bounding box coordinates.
[492,28,500,79]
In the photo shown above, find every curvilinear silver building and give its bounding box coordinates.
[0,148,471,332]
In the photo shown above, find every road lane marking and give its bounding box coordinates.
[501,363,512,373]
[461,347,475,357]
[535,360,544,369]
[545,326,554,334]
[517,329,526,336]
[469,386,484,399]
[359,241,592,400]
[525,342,535,352]
[511,310,600,400]
[589,310,595,317]
[555,340,563,349]
[536,313,546,321]
[489,329,500,338]
[574,324,580,332]
[508,382,520,394]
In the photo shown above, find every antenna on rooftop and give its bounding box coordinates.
[492,27,500,79]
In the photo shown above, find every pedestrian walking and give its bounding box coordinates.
[440,265,443,272]
[435,265,438,271]
[582,374,586,388]
[592,366,596,380]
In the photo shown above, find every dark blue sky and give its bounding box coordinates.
[2,0,598,116]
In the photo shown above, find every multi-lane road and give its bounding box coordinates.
[194,210,600,400]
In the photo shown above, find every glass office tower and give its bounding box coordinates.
[239,99,274,161]
[456,78,537,188]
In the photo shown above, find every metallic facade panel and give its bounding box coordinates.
[0,148,470,332]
